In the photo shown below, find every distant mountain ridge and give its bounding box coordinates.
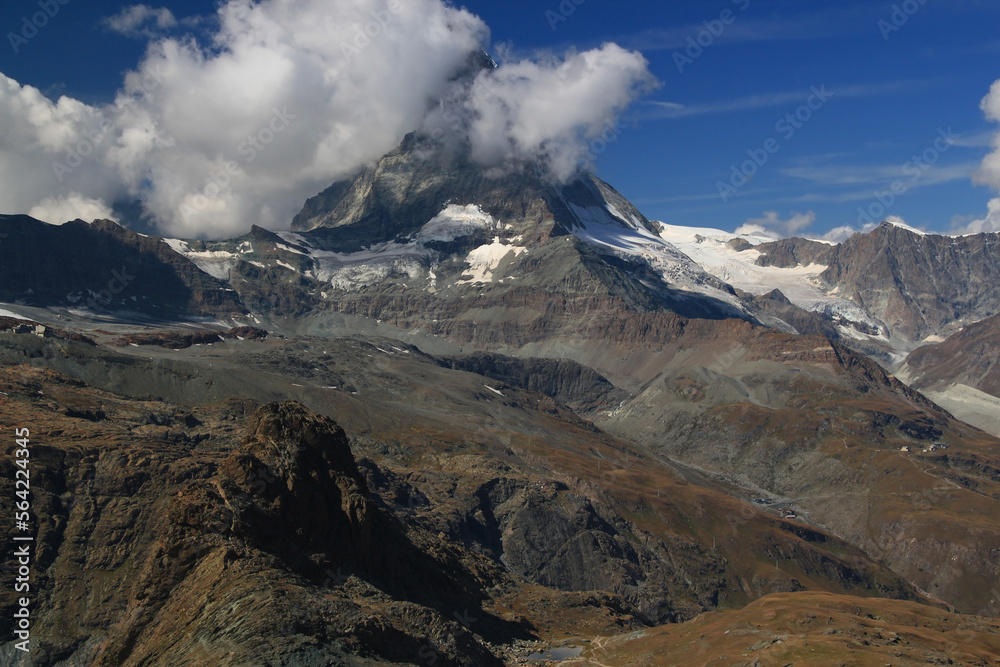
[0,216,244,319]
[816,222,1000,345]
[6,150,1000,363]
[670,220,1000,357]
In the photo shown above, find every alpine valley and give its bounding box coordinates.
[3,133,1000,666]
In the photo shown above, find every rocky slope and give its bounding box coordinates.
[903,313,1000,399]
[598,326,1000,617]
[0,216,244,319]
[896,313,1000,436]
[586,592,1000,666]
[753,222,1000,349]
[0,327,954,664]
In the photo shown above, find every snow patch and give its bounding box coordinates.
[162,239,238,280]
[458,237,527,284]
[162,238,190,255]
[275,243,306,255]
[327,257,423,290]
[883,217,926,236]
[416,204,497,242]
[656,222,886,333]
[566,209,748,309]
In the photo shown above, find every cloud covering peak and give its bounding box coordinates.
[0,0,655,239]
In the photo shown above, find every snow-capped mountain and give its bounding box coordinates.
[6,133,1000,368]
[152,133,753,331]
[654,223,885,342]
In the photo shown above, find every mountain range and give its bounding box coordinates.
[2,132,1000,665]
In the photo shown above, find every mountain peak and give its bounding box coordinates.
[876,218,926,236]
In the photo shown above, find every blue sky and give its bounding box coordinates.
[1,0,999,239]
[466,0,1000,237]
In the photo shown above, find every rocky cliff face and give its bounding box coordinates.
[290,132,654,246]
[0,217,245,319]
[754,237,835,268]
[749,223,1000,351]
[819,223,1000,345]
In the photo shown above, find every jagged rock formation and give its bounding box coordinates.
[755,223,1000,346]
[0,382,518,665]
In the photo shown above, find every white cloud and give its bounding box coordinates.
[0,74,124,219]
[951,198,1000,235]
[962,79,1000,235]
[817,224,864,243]
[734,210,816,239]
[103,5,178,38]
[458,44,655,181]
[976,79,1000,189]
[782,161,976,190]
[1,0,655,239]
[808,215,923,243]
[28,194,116,224]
